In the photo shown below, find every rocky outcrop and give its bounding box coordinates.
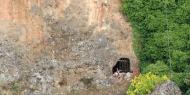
[0,0,138,94]
[151,81,182,95]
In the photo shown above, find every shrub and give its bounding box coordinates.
[127,73,168,95]
[142,61,170,76]
[185,89,190,95]
[171,73,186,87]
[171,73,190,94]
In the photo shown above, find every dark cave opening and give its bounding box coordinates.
[112,58,131,74]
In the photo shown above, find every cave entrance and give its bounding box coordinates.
[112,58,131,74]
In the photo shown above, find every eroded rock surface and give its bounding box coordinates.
[0,0,138,94]
[151,81,182,95]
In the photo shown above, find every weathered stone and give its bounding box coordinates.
[94,79,111,88]
[124,73,132,81]
[151,81,182,95]
[0,0,138,94]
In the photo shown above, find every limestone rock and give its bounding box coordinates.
[0,0,138,94]
[151,81,182,95]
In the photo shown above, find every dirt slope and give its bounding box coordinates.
[0,0,139,94]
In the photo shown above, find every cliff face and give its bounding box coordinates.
[0,0,138,94]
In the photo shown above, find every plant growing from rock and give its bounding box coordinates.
[127,73,168,95]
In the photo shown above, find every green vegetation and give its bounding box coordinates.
[9,81,21,95]
[185,90,190,95]
[142,61,170,76]
[127,73,168,95]
[122,0,190,94]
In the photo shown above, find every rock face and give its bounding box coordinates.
[0,0,138,94]
[151,81,182,95]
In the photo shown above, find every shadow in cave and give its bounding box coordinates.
[112,58,131,74]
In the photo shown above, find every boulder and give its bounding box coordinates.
[151,81,181,95]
